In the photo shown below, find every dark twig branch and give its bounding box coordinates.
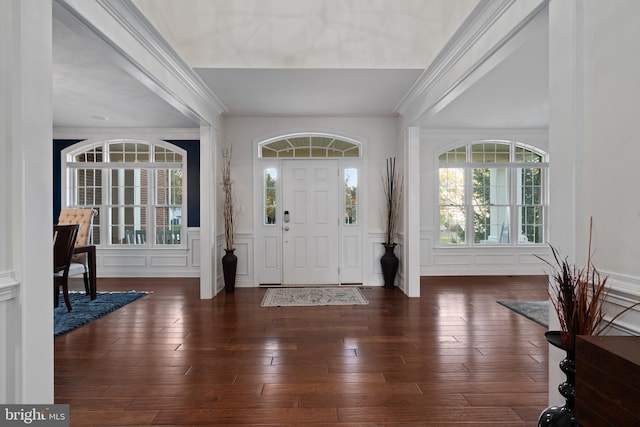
[222,149,234,251]
[538,217,639,349]
[382,157,403,246]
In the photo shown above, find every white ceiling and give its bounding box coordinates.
[52,17,198,128]
[424,22,549,129]
[51,4,549,130]
[195,68,424,117]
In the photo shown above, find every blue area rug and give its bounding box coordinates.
[55,291,147,337]
[497,300,549,328]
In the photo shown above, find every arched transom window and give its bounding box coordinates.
[259,133,361,158]
[257,133,362,226]
[64,139,186,247]
[438,141,548,246]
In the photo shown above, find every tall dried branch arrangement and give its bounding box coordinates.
[540,217,639,349]
[382,157,403,246]
[222,149,234,251]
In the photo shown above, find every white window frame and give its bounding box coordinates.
[61,138,187,248]
[437,140,548,247]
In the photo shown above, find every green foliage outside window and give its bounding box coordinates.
[438,142,546,245]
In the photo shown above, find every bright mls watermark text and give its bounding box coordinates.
[1,405,69,426]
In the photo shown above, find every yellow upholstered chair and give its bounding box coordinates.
[57,208,96,294]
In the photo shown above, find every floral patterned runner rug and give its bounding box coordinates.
[261,287,369,307]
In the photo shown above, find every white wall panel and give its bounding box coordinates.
[96,228,201,277]
[600,273,640,336]
[475,254,517,265]
[150,256,188,267]
[102,255,148,268]
[434,254,473,265]
[234,241,250,276]
[0,273,19,404]
[190,236,200,267]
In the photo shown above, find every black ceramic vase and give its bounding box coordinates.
[222,249,237,293]
[380,243,399,289]
[538,331,582,427]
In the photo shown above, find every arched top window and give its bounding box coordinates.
[438,141,546,164]
[68,139,183,165]
[63,139,186,247]
[437,140,548,246]
[259,133,361,158]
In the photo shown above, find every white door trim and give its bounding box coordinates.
[252,132,366,287]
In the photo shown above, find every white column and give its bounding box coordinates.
[404,127,421,297]
[0,0,10,274]
[1,0,54,403]
[199,124,218,298]
[548,0,584,406]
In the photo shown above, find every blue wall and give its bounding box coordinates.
[53,139,200,227]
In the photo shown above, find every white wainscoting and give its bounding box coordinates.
[0,271,19,403]
[96,228,201,277]
[420,228,549,276]
[601,272,640,336]
[217,231,394,288]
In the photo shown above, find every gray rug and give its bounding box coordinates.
[261,287,369,307]
[497,300,549,328]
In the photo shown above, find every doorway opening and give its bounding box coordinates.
[254,132,365,286]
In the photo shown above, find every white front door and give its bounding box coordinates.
[282,160,339,285]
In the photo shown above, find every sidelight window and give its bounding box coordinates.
[344,168,358,224]
[264,168,277,225]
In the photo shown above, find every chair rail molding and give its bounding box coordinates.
[600,271,640,336]
[0,270,19,303]
[0,270,19,404]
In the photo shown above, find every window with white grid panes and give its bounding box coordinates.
[65,139,186,247]
[259,134,360,158]
[438,141,547,246]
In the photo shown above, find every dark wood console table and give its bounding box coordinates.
[575,335,640,427]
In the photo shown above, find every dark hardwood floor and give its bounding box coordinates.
[55,275,550,426]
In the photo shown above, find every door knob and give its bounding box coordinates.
[284,226,289,231]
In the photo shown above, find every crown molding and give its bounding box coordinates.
[54,0,227,126]
[396,0,549,127]
[53,127,201,140]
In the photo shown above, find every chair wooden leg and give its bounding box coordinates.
[61,282,72,312]
[54,286,60,308]
[83,272,90,295]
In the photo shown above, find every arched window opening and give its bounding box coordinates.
[64,139,186,247]
[259,133,361,158]
[438,141,547,246]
